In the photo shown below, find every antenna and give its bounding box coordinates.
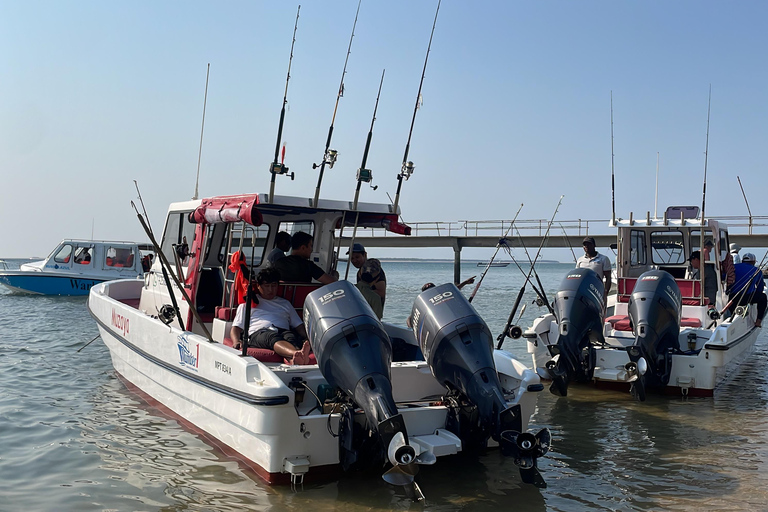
[610,91,616,225]
[654,152,659,219]
[192,63,210,200]
[312,0,362,207]
[268,6,300,203]
[392,0,441,213]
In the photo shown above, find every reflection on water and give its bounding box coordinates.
[2,264,768,511]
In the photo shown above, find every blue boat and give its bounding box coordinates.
[0,239,152,296]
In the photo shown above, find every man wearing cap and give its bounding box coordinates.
[689,250,718,307]
[576,236,612,296]
[348,242,387,307]
[273,231,338,284]
[732,252,765,327]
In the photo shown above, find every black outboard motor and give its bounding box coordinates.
[304,281,423,498]
[546,268,605,397]
[410,283,550,487]
[627,270,682,401]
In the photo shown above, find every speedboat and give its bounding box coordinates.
[0,239,151,295]
[87,193,550,497]
[525,206,765,399]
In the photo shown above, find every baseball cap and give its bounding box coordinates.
[688,250,701,262]
[582,236,596,245]
[346,242,366,255]
[742,252,756,263]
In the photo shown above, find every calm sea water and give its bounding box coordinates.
[2,260,768,511]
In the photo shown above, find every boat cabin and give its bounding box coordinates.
[139,193,410,345]
[22,239,152,275]
[611,206,732,326]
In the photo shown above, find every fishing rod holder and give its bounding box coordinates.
[313,149,338,170]
[399,161,415,180]
[269,162,294,180]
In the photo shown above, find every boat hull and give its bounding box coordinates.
[0,271,106,295]
[527,312,761,397]
[89,279,542,484]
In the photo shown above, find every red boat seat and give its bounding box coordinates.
[606,314,702,331]
[223,336,316,365]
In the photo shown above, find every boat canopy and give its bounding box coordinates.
[187,193,411,235]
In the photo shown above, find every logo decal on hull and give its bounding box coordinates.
[177,334,199,371]
[111,309,130,337]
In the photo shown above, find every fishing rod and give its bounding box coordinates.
[392,0,441,213]
[192,63,210,201]
[699,85,712,303]
[312,0,361,207]
[512,223,554,315]
[654,152,660,219]
[344,70,385,280]
[610,91,616,226]
[560,222,577,263]
[240,229,261,357]
[737,176,753,226]
[468,203,523,303]
[133,180,154,237]
[496,196,563,349]
[268,6,300,204]
[131,201,214,342]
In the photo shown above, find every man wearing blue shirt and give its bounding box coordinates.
[732,252,765,328]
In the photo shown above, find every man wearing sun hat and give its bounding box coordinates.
[732,252,765,327]
[576,236,612,297]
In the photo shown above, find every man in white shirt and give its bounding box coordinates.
[230,267,311,364]
[576,236,612,297]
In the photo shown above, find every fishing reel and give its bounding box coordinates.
[356,168,378,190]
[269,162,294,180]
[158,304,177,325]
[313,149,338,169]
[399,161,415,180]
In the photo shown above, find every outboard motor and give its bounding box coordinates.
[627,270,682,401]
[546,268,605,397]
[304,281,425,499]
[410,283,550,487]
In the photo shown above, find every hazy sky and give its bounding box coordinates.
[2,1,766,260]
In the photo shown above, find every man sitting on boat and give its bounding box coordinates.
[688,250,718,307]
[266,231,291,267]
[273,231,337,284]
[576,236,612,299]
[230,268,312,365]
[732,252,765,328]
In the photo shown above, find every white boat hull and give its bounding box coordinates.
[90,279,542,483]
[526,311,760,397]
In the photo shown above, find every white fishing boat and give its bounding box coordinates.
[525,206,765,399]
[477,261,509,267]
[87,193,549,497]
[0,239,151,295]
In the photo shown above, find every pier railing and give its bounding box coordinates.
[356,215,768,238]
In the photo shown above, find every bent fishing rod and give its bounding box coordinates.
[312,0,361,207]
[468,203,523,303]
[497,195,563,349]
[343,69,386,280]
[392,0,441,213]
[268,6,300,203]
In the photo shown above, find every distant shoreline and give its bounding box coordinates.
[374,258,562,264]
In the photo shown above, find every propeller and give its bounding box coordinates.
[500,428,551,488]
[381,431,434,501]
[626,356,648,401]
[546,356,569,397]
